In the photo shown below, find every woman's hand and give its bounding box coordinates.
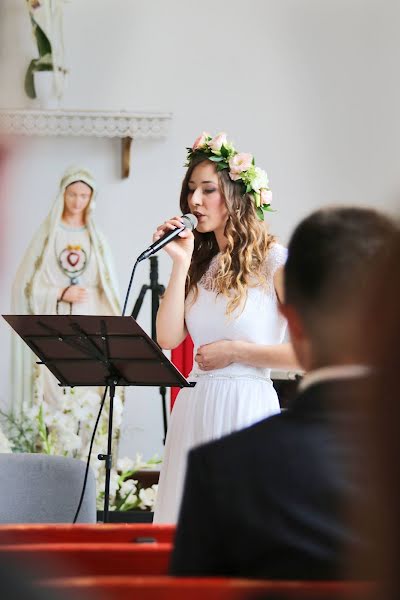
[195,340,300,371]
[60,286,89,304]
[195,340,236,371]
[152,216,194,264]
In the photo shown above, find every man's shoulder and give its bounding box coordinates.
[189,410,291,465]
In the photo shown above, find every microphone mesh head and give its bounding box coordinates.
[182,213,198,230]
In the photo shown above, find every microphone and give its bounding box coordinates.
[137,213,198,262]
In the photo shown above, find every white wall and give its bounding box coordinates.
[0,0,399,461]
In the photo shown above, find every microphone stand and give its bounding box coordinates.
[131,256,168,443]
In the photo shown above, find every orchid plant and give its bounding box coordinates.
[25,0,67,99]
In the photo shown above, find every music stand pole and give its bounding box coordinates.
[98,378,117,523]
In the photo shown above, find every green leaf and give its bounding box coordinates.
[24,59,37,99]
[24,57,53,99]
[256,207,265,221]
[33,23,52,57]
[216,162,228,171]
[220,145,229,158]
[263,204,276,213]
[208,155,224,162]
[37,404,53,454]
[246,183,252,193]
[36,53,53,67]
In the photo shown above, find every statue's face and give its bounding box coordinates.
[63,181,92,217]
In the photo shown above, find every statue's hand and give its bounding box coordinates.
[60,286,89,304]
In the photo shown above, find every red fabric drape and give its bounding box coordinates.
[170,335,194,410]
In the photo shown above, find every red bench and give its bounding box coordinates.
[38,575,375,600]
[0,523,175,545]
[0,543,172,578]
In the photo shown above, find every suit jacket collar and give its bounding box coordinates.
[288,375,373,418]
[298,364,371,394]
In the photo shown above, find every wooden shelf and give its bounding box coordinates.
[0,109,172,178]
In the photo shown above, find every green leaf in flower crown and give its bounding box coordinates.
[246,183,252,193]
[217,161,228,171]
[208,155,224,162]
[262,204,276,212]
[254,191,261,207]
[256,206,265,221]
[220,145,229,158]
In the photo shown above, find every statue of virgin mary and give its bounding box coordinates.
[10,166,123,464]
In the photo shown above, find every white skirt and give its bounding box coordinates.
[153,374,280,524]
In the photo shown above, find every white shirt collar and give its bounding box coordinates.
[298,364,372,394]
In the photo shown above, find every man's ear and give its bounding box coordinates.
[279,303,306,342]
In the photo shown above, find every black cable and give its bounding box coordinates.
[122,259,139,316]
[72,385,109,523]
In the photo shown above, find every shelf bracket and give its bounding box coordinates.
[122,136,133,178]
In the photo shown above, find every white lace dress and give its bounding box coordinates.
[153,243,288,523]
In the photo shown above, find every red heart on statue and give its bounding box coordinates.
[67,252,80,267]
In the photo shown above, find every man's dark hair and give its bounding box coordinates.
[284,206,397,327]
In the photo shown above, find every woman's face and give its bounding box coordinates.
[63,181,92,217]
[187,161,228,235]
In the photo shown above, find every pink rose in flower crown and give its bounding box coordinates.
[209,132,227,153]
[228,153,253,181]
[192,132,210,151]
[260,188,272,206]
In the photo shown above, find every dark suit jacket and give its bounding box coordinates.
[170,378,372,579]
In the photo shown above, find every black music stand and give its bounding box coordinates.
[3,314,193,522]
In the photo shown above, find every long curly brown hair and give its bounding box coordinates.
[180,156,276,314]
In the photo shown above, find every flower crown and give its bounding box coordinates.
[186,132,273,221]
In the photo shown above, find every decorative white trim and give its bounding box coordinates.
[0,109,172,139]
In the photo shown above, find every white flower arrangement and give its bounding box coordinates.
[0,426,12,454]
[0,393,160,512]
[97,454,161,512]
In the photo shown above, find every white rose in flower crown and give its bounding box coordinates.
[229,153,253,180]
[209,132,227,153]
[260,188,272,205]
[250,167,269,193]
[192,131,210,151]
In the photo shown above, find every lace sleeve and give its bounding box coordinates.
[265,243,288,276]
[263,243,288,296]
[198,254,220,291]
